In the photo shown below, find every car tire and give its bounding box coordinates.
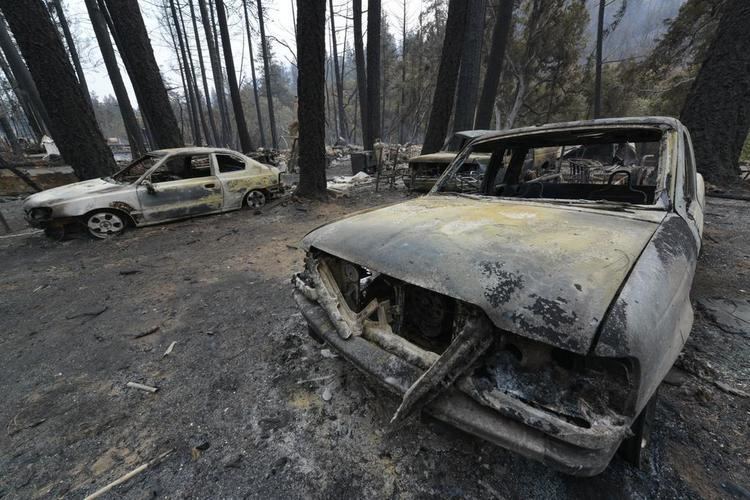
[245,190,267,209]
[83,210,127,239]
[619,389,658,468]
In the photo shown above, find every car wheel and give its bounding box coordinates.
[619,389,658,468]
[245,190,267,209]
[84,210,126,239]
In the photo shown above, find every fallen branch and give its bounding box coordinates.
[133,325,160,339]
[161,341,177,358]
[65,306,108,321]
[714,381,750,398]
[296,374,335,385]
[126,382,158,393]
[83,449,173,500]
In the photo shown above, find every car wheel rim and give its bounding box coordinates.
[247,191,266,208]
[87,212,124,239]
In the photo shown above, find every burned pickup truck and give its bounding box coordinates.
[294,117,704,476]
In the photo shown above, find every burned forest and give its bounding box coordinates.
[0,0,749,498]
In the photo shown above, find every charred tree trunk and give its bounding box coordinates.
[0,109,21,155]
[178,0,210,145]
[256,0,278,149]
[216,0,254,152]
[353,0,367,147]
[365,0,381,149]
[593,0,605,119]
[85,0,146,157]
[51,0,92,108]
[294,0,327,200]
[0,49,43,139]
[0,0,115,178]
[421,0,467,154]
[97,0,153,145]
[242,0,266,148]
[453,0,485,132]
[0,16,51,136]
[170,0,202,145]
[475,0,513,129]
[680,0,750,184]
[163,1,191,143]
[398,0,406,144]
[198,0,231,146]
[329,0,349,143]
[103,0,182,148]
[188,0,219,145]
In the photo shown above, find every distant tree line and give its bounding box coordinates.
[0,0,748,196]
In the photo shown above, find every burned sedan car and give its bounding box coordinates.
[405,130,493,191]
[294,117,704,476]
[23,147,282,239]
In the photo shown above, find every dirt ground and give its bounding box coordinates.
[0,175,748,499]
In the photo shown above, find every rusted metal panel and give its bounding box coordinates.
[594,213,699,414]
[295,290,624,476]
[294,117,704,476]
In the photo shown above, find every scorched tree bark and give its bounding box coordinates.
[0,0,115,179]
[421,0,467,154]
[680,0,750,185]
[84,0,146,157]
[353,0,367,146]
[103,0,182,149]
[453,0,485,132]
[365,0,381,149]
[474,0,513,129]
[216,0,254,152]
[295,0,327,200]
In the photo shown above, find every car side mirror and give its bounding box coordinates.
[142,179,156,194]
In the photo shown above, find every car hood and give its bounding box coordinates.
[409,152,489,164]
[303,195,666,354]
[24,178,126,207]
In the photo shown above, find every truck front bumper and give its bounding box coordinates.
[294,290,623,477]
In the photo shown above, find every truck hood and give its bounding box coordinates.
[24,178,127,208]
[303,195,666,354]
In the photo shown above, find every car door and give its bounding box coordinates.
[681,131,704,243]
[136,153,223,223]
[213,152,269,209]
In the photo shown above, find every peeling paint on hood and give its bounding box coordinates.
[23,178,126,207]
[303,195,665,354]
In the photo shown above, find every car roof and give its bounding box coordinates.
[453,129,496,139]
[150,147,247,156]
[472,116,682,143]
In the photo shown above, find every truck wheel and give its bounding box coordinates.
[619,389,658,468]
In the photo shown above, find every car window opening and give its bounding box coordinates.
[148,154,212,183]
[111,154,161,183]
[216,154,246,173]
[437,127,665,205]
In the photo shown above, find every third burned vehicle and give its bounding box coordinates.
[294,117,704,476]
[405,130,493,191]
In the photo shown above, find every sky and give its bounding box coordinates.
[63,0,425,100]
[60,0,684,101]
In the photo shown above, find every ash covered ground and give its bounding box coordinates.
[0,174,748,499]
